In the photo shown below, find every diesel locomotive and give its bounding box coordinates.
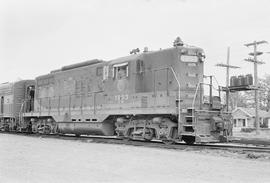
[0,38,232,144]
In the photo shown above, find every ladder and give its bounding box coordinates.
[181,108,196,136]
[181,83,201,136]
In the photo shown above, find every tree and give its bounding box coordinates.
[258,75,270,111]
[229,92,249,109]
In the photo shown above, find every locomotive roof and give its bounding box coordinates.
[108,45,203,65]
[37,45,203,79]
[0,80,34,87]
[0,82,13,89]
[108,53,141,65]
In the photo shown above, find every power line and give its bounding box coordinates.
[244,40,268,134]
[215,47,240,111]
[215,63,240,69]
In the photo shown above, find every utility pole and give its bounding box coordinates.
[226,47,230,87]
[216,47,240,111]
[244,40,267,134]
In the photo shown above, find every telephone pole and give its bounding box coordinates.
[216,47,240,111]
[244,40,267,134]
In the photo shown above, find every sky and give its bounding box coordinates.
[1,0,270,86]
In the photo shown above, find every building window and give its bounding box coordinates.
[237,119,246,127]
[233,119,237,127]
[242,120,246,127]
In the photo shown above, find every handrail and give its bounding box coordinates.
[19,100,26,126]
[192,82,201,110]
[169,67,181,136]
[191,82,202,137]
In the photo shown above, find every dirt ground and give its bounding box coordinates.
[232,131,270,145]
[0,134,270,183]
[233,130,270,139]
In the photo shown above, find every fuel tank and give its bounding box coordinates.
[230,76,238,87]
[245,74,253,85]
[57,122,115,136]
[237,75,245,86]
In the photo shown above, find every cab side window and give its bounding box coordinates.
[113,63,128,80]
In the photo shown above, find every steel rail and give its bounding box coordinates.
[1,131,270,153]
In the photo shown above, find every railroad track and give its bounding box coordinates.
[188,143,270,153]
[1,131,270,154]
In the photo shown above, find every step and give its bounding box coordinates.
[182,124,194,127]
[185,115,195,118]
[187,108,195,114]
[185,116,195,123]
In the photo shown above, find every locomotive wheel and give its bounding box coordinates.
[182,136,195,145]
[143,128,154,141]
[44,125,51,134]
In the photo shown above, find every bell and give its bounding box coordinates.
[173,37,184,47]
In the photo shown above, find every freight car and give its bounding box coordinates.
[0,80,35,131]
[1,38,232,144]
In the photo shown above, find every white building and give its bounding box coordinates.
[232,107,270,132]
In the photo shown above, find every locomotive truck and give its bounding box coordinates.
[0,38,232,144]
